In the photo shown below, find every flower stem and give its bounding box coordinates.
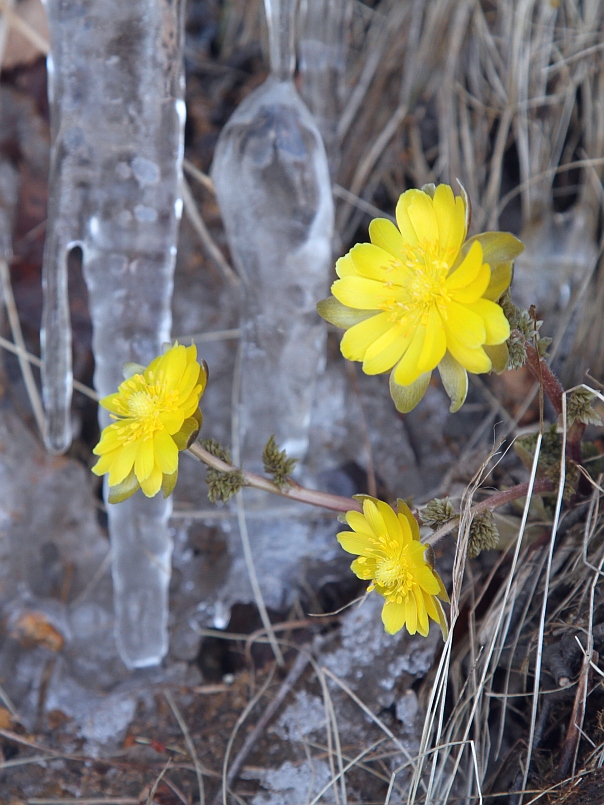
[188,444,557,529]
[188,442,362,513]
[524,344,583,464]
[425,477,556,545]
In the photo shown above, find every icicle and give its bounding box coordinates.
[298,0,349,177]
[42,0,186,667]
[212,0,333,473]
[210,0,334,613]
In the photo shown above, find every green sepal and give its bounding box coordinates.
[352,493,377,506]
[389,371,431,413]
[108,469,140,504]
[484,342,509,374]
[337,512,349,524]
[173,408,203,451]
[162,468,178,499]
[437,351,468,412]
[122,362,146,380]
[316,296,375,330]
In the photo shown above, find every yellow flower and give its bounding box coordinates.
[92,343,207,502]
[318,183,524,412]
[338,496,449,638]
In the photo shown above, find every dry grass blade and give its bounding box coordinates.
[165,691,205,805]
[0,259,45,434]
[181,177,239,287]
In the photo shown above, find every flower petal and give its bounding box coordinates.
[362,322,410,374]
[375,499,404,543]
[337,530,379,557]
[417,306,446,373]
[392,324,426,386]
[432,184,466,259]
[445,240,483,290]
[449,263,491,304]
[107,440,139,486]
[444,330,491,374]
[382,601,407,635]
[159,409,185,435]
[134,438,154,482]
[335,252,356,278]
[413,586,429,636]
[405,191,439,246]
[351,557,376,580]
[345,509,376,537]
[341,313,394,361]
[396,499,421,541]
[140,462,163,497]
[444,300,486,348]
[332,276,395,309]
[405,591,418,634]
[363,499,386,539]
[350,243,402,282]
[467,299,510,345]
[153,429,178,475]
[369,217,405,257]
[395,193,420,246]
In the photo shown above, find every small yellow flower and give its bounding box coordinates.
[338,496,449,638]
[318,183,524,412]
[92,343,207,502]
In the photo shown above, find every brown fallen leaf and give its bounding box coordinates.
[10,611,64,651]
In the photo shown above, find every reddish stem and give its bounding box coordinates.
[427,477,556,545]
[523,343,583,465]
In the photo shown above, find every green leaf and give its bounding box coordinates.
[317,297,375,330]
[437,351,468,412]
[389,371,431,413]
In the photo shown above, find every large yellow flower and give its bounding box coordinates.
[92,343,207,502]
[338,496,449,638]
[318,184,524,412]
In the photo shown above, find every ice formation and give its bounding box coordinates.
[210,0,334,611]
[41,0,186,667]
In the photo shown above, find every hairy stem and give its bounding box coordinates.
[523,344,583,464]
[189,443,557,528]
[188,442,362,513]
[426,477,556,545]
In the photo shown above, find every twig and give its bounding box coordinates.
[0,0,50,54]
[181,177,239,287]
[0,259,46,434]
[165,691,205,805]
[426,478,556,546]
[0,334,99,401]
[188,441,361,514]
[215,665,279,805]
[146,758,173,805]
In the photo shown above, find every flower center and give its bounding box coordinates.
[379,240,452,326]
[111,371,182,443]
[375,556,405,587]
[127,391,156,419]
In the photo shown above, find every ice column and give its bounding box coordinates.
[41,0,186,667]
[211,0,333,474]
[298,0,348,176]
[210,0,334,611]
